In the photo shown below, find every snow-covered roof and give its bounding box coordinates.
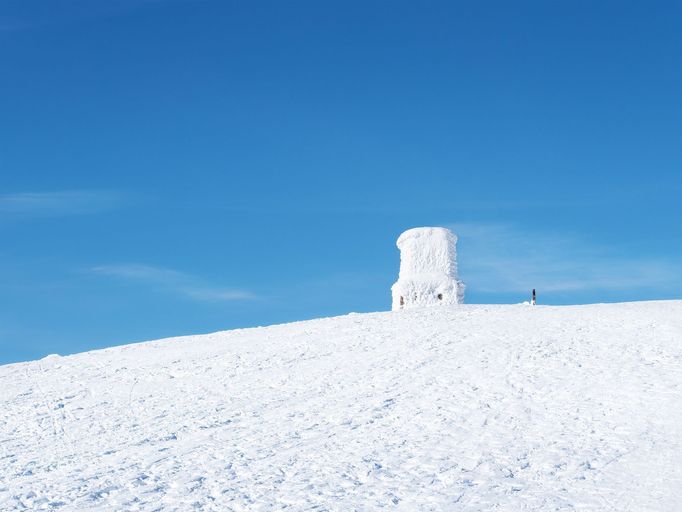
[395,227,459,280]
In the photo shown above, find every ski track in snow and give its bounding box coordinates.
[1,301,682,511]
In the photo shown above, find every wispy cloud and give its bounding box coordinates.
[0,191,122,218]
[449,222,682,296]
[89,264,255,302]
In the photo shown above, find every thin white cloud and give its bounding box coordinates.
[90,264,182,281]
[449,222,682,296]
[89,264,256,302]
[0,191,122,217]
[181,287,255,301]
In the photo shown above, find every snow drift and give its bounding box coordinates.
[2,301,682,511]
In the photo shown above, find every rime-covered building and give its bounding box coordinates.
[391,227,465,310]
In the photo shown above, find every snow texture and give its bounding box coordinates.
[2,301,682,511]
[391,227,465,310]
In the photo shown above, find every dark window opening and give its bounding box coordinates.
[437,293,443,300]
[400,296,404,307]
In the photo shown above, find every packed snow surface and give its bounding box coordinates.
[391,227,465,310]
[2,301,682,511]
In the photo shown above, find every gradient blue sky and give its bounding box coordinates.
[1,0,681,364]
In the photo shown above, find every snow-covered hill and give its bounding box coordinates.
[2,301,682,511]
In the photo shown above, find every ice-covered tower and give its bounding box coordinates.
[391,227,465,310]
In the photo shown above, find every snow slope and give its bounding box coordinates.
[1,301,682,511]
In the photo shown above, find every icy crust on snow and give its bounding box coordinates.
[391,227,465,310]
[2,301,682,511]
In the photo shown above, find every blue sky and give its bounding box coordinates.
[1,0,681,364]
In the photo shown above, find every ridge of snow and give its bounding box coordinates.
[2,301,682,510]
